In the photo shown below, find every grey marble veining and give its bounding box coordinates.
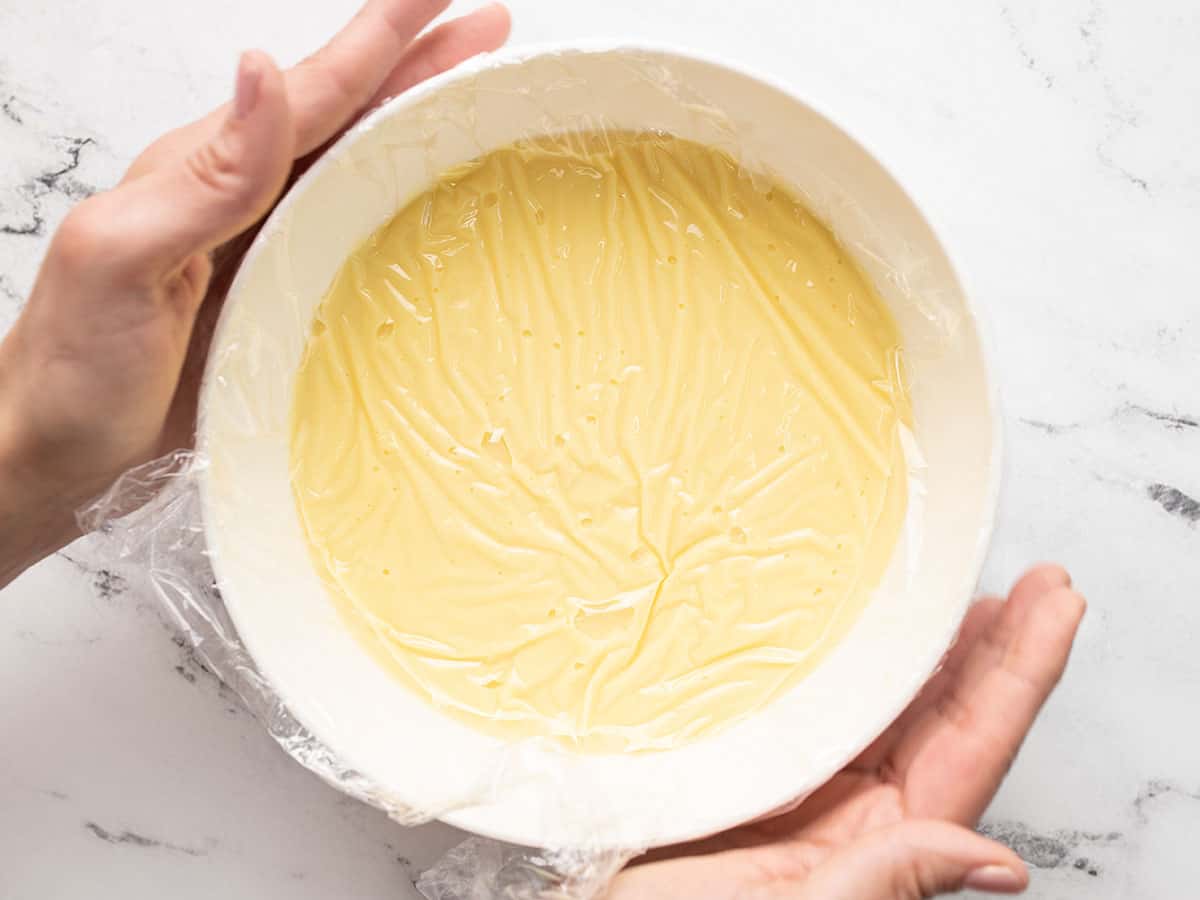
[1,0,1198,897]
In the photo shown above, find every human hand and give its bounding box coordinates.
[607,565,1086,899]
[0,0,510,583]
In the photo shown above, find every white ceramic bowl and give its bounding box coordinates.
[198,43,1000,851]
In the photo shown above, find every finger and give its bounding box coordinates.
[125,0,454,181]
[612,821,1026,900]
[896,574,1086,824]
[278,2,512,190]
[104,52,294,278]
[851,595,1005,773]
[287,0,453,154]
[155,234,255,453]
[756,598,1009,844]
[878,566,1075,763]
[634,572,1072,856]
[365,2,511,107]
[793,820,1027,899]
[606,840,823,900]
[1000,562,1074,615]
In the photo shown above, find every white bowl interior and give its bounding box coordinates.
[198,45,998,850]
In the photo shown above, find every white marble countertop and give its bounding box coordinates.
[2,0,1197,896]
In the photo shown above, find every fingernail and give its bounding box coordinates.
[1042,563,1072,588]
[964,864,1025,892]
[233,52,262,120]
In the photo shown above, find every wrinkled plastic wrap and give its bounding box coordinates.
[80,450,636,898]
[77,45,993,900]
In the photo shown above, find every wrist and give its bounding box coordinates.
[0,334,82,586]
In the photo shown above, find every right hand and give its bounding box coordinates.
[609,564,1086,899]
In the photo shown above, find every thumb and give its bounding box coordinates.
[110,50,294,276]
[796,820,1028,899]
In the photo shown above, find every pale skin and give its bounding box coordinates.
[0,2,1086,897]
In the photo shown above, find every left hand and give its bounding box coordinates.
[0,0,510,582]
[607,565,1086,899]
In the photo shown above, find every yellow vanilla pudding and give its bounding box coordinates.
[289,132,911,752]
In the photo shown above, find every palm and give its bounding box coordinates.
[610,566,1085,899]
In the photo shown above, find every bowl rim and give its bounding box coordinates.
[198,39,1004,848]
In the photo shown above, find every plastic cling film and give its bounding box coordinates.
[76,451,428,826]
[79,43,994,900]
[416,840,633,900]
[290,130,913,754]
[77,451,628,898]
[204,47,964,436]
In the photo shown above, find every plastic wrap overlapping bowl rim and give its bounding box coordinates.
[195,40,1004,853]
